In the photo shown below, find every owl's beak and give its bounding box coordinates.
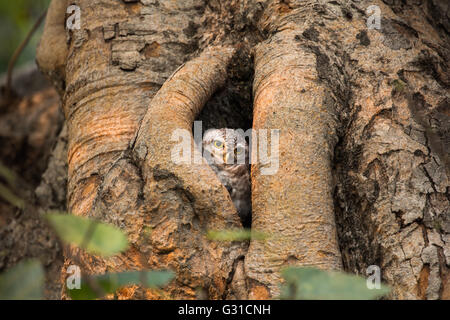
[224,150,235,164]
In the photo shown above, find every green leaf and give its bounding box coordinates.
[0,182,24,209]
[68,270,175,300]
[45,212,129,257]
[0,259,44,300]
[0,162,17,186]
[280,267,391,300]
[0,164,23,209]
[206,229,269,242]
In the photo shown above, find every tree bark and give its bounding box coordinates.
[34,0,449,299]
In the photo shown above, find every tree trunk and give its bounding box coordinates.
[35,0,449,299]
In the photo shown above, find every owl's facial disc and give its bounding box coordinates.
[203,130,248,166]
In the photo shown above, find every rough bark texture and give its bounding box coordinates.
[247,23,343,298]
[326,0,449,300]
[43,0,250,299]
[132,46,248,299]
[28,0,449,300]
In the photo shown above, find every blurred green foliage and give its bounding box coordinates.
[0,161,24,209]
[68,271,175,300]
[1,211,174,300]
[0,260,44,300]
[45,212,130,257]
[0,161,391,300]
[280,267,390,300]
[0,0,51,74]
[0,162,175,300]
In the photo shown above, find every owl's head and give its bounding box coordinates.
[202,129,248,166]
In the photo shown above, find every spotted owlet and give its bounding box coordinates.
[202,128,251,227]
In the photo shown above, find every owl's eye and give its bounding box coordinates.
[213,140,224,149]
[235,147,245,155]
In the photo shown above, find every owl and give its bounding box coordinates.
[202,128,251,227]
